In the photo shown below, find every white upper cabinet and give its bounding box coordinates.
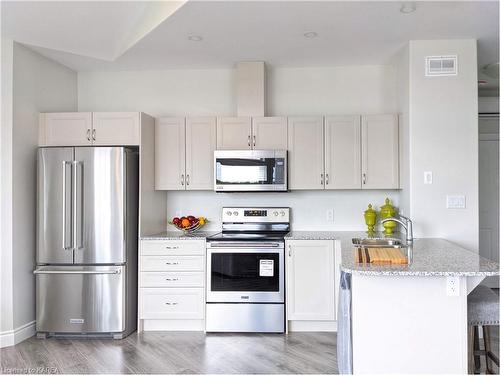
[185,117,217,190]
[287,116,325,190]
[251,117,287,149]
[286,240,336,321]
[39,112,142,146]
[92,112,140,146]
[39,112,92,146]
[325,116,362,189]
[216,117,252,149]
[155,117,186,190]
[361,114,399,189]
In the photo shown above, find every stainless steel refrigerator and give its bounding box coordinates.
[35,147,138,339]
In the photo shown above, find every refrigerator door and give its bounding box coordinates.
[74,147,126,264]
[35,265,125,333]
[37,148,74,264]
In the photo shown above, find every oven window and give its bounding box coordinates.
[211,252,280,292]
[215,158,285,185]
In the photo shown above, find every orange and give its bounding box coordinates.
[181,218,190,228]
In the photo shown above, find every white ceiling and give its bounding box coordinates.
[2,1,499,91]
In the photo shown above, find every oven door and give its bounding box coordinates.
[206,242,285,303]
[214,150,287,192]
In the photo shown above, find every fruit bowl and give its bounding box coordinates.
[168,216,207,233]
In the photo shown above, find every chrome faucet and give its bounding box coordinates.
[380,214,413,244]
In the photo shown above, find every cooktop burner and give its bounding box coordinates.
[207,231,289,242]
[208,207,291,242]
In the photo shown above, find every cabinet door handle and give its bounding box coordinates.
[253,135,256,147]
[362,173,366,185]
[326,173,329,185]
[320,173,324,186]
[288,246,292,257]
[166,262,179,265]
[86,129,91,142]
[165,246,179,250]
[181,174,184,186]
[165,278,179,281]
[165,302,178,306]
[247,135,251,147]
[186,174,190,186]
[92,129,96,141]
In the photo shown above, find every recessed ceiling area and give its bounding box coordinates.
[2,1,498,92]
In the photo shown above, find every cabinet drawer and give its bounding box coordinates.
[140,272,204,288]
[140,256,204,271]
[140,288,204,319]
[141,240,205,256]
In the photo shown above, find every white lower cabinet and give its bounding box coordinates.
[139,239,205,331]
[140,288,204,320]
[286,239,338,331]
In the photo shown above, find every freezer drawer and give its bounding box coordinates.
[35,265,125,334]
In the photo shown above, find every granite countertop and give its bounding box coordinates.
[142,229,499,276]
[336,231,500,277]
[141,231,218,240]
[285,231,338,240]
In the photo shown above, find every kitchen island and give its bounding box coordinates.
[338,232,499,375]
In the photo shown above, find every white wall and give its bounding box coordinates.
[78,65,397,116]
[408,39,479,251]
[166,191,400,232]
[1,37,15,339]
[78,69,235,116]
[0,42,77,347]
[394,45,411,217]
[78,65,400,230]
[267,65,397,115]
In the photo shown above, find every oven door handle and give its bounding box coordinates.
[208,241,282,248]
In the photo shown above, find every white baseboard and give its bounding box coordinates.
[0,321,36,348]
[288,320,338,332]
[142,319,205,331]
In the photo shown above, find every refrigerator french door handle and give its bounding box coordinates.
[33,269,121,275]
[61,161,72,250]
[73,161,84,250]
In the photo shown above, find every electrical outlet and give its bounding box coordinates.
[326,209,334,223]
[446,277,460,296]
[424,171,433,184]
[446,195,466,209]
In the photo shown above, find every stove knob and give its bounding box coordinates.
[226,211,232,216]
[280,211,286,216]
[273,211,279,217]
[233,211,239,216]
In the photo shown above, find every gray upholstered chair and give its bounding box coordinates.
[468,285,499,374]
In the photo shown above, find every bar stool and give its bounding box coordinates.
[468,285,499,374]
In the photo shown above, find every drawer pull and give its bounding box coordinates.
[165,246,179,250]
[165,302,178,306]
[165,262,179,265]
[165,278,179,281]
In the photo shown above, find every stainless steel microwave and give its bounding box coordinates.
[214,150,287,192]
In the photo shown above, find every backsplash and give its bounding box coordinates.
[164,190,401,232]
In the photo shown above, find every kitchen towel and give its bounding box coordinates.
[337,271,353,375]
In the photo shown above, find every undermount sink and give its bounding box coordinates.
[352,237,405,248]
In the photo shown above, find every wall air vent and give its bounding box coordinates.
[425,55,458,76]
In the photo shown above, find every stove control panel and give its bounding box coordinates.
[222,207,290,223]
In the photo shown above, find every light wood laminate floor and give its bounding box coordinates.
[2,329,500,374]
[1,332,338,374]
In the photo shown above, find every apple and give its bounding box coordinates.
[172,217,180,225]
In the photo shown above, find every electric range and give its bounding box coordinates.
[205,207,290,333]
